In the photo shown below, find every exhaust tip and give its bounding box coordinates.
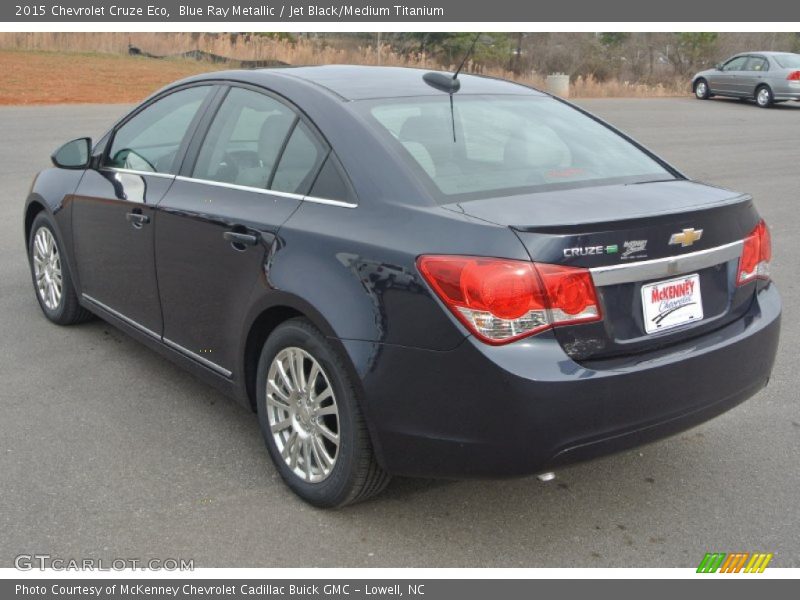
[536,472,556,482]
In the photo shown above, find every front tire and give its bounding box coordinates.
[256,318,390,507]
[694,79,711,99]
[756,85,774,108]
[28,212,92,325]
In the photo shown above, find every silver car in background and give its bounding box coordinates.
[692,51,800,108]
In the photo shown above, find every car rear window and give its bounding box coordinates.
[358,95,674,202]
[774,53,800,69]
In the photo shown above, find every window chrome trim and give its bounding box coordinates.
[303,196,358,209]
[590,240,743,287]
[173,175,357,208]
[81,294,160,339]
[102,167,176,180]
[163,338,232,378]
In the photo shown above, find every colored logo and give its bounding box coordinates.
[669,228,704,247]
[696,552,773,573]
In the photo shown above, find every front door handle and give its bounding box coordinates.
[223,230,259,249]
[125,211,150,228]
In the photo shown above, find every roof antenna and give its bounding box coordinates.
[421,33,483,142]
[453,32,481,81]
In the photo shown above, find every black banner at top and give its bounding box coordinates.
[2,0,798,22]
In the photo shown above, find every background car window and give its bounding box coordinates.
[722,56,748,71]
[774,53,800,68]
[744,56,769,71]
[364,95,671,200]
[106,86,210,174]
[270,121,327,195]
[192,87,295,188]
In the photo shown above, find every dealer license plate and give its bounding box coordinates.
[641,273,704,334]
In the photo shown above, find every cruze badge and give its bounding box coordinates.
[669,228,704,247]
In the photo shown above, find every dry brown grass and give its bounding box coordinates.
[0,50,215,105]
[0,33,690,105]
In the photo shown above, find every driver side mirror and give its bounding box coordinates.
[715,63,723,71]
[51,137,92,169]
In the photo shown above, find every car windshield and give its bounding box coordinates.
[358,94,674,202]
[774,53,800,68]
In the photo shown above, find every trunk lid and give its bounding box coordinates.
[445,180,759,360]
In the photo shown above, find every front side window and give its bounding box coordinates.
[722,56,748,71]
[106,86,210,174]
[192,87,296,188]
[360,95,673,201]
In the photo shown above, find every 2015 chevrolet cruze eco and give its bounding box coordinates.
[25,66,781,507]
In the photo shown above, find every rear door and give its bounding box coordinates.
[739,55,769,96]
[154,85,328,376]
[72,85,214,334]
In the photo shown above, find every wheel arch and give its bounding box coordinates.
[24,197,48,248]
[240,293,364,413]
[755,82,773,95]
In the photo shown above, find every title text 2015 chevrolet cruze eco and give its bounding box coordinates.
[24,66,781,506]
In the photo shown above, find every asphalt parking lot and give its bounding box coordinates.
[1,97,798,568]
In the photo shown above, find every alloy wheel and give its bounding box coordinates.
[757,88,771,107]
[695,82,707,98]
[266,347,340,483]
[32,227,63,310]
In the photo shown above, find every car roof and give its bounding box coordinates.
[189,65,546,101]
[732,51,797,57]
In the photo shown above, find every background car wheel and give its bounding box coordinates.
[694,79,710,99]
[756,85,774,108]
[28,213,93,325]
[256,318,390,507]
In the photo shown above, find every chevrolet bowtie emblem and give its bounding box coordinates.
[669,228,704,247]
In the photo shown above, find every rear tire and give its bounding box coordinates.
[756,85,774,108]
[28,212,93,325]
[694,79,711,99]
[256,318,390,507]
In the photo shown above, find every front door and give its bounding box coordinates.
[155,86,328,375]
[72,85,215,334]
[713,55,749,94]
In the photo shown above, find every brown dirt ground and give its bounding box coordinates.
[0,50,221,105]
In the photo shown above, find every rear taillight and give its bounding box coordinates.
[737,219,772,286]
[786,71,800,81]
[417,255,602,344]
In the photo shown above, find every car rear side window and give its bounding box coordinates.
[270,121,327,195]
[308,155,356,204]
[106,86,211,174]
[192,87,296,189]
[360,95,673,201]
[745,56,769,71]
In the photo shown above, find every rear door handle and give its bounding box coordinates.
[125,212,150,227]
[223,230,259,248]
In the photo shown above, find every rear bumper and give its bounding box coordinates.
[773,82,800,101]
[347,284,781,478]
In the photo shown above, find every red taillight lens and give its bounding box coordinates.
[786,71,800,81]
[417,255,601,344]
[737,219,772,286]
